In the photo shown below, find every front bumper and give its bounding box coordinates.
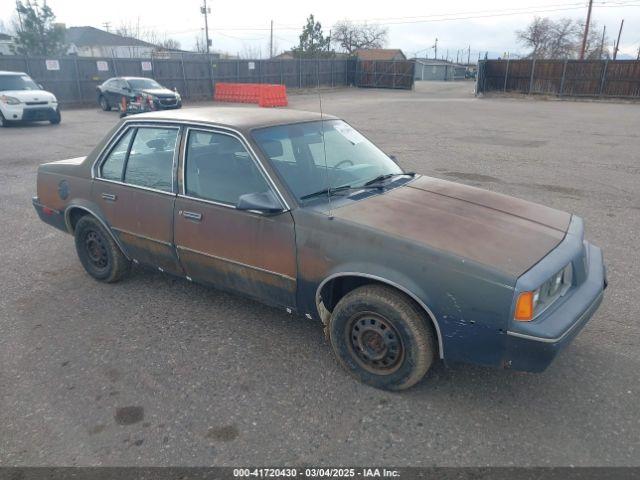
[3,104,58,122]
[504,240,606,372]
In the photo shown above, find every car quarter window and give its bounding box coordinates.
[184,130,271,206]
[123,127,179,192]
[100,129,134,181]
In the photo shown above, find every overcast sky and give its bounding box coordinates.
[1,0,639,58]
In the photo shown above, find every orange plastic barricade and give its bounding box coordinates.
[215,83,287,107]
[259,84,288,107]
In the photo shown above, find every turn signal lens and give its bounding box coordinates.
[515,292,535,321]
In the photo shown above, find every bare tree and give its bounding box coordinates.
[331,20,388,54]
[517,16,608,59]
[547,18,580,58]
[193,35,208,53]
[516,16,553,57]
[240,43,263,59]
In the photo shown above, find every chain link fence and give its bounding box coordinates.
[477,59,640,98]
[0,55,415,106]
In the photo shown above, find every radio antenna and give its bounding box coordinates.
[317,56,332,218]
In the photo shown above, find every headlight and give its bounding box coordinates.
[515,263,573,321]
[175,92,181,101]
[0,95,21,105]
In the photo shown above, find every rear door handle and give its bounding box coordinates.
[101,193,117,201]
[180,210,202,222]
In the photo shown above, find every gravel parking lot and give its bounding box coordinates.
[1,81,639,466]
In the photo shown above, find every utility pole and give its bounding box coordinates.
[467,45,471,65]
[102,22,111,32]
[579,0,593,60]
[200,0,211,54]
[637,45,640,60]
[433,38,438,60]
[269,20,273,58]
[613,19,624,60]
[599,25,606,59]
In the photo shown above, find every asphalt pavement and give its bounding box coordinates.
[1,82,639,466]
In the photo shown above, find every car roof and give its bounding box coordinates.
[0,71,28,76]
[132,106,338,131]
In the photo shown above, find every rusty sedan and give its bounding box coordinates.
[33,107,607,390]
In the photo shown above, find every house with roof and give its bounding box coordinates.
[354,48,406,61]
[65,26,166,58]
[0,33,15,55]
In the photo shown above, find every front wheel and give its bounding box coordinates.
[328,284,436,390]
[74,216,130,282]
[0,111,8,127]
[49,107,61,125]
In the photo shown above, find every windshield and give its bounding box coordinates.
[127,78,162,90]
[253,120,403,202]
[0,74,40,92]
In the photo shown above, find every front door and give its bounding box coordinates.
[93,124,183,275]
[174,128,297,308]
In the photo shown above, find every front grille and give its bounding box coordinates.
[25,101,48,106]
[159,98,177,106]
[23,108,53,121]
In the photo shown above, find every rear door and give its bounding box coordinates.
[93,124,183,275]
[174,127,297,309]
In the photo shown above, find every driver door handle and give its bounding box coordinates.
[101,193,117,201]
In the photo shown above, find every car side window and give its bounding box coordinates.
[185,130,271,206]
[100,129,134,181]
[123,127,178,192]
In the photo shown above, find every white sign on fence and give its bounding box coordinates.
[45,59,60,71]
[96,61,109,72]
[141,61,153,71]
[248,62,255,70]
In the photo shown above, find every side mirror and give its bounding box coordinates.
[237,191,283,214]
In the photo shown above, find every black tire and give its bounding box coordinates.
[49,107,61,125]
[99,95,111,111]
[0,111,8,128]
[329,284,436,391]
[74,215,130,283]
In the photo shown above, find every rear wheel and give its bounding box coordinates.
[99,95,111,111]
[74,216,130,282]
[328,284,436,390]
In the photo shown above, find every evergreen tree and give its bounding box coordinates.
[12,0,66,56]
[292,15,333,59]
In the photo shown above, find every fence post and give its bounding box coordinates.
[331,60,334,87]
[345,59,348,86]
[528,57,537,94]
[598,59,609,97]
[236,60,240,82]
[23,56,31,75]
[392,60,396,88]
[208,54,214,96]
[503,58,510,92]
[559,59,568,96]
[280,60,283,85]
[299,58,302,88]
[112,52,118,76]
[73,56,82,102]
[180,53,189,100]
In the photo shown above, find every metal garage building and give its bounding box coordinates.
[414,60,467,81]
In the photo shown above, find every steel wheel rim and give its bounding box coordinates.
[84,230,108,269]
[100,97,107,109]
[346,311,404,375]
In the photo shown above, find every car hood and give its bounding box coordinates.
[332,175,572,277]
[1,89,56,102]
[140,88,176,97]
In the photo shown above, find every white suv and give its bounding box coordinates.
[0,71,61,127]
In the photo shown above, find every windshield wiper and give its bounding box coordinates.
[300,184,381,201]
[363,171,416,187]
